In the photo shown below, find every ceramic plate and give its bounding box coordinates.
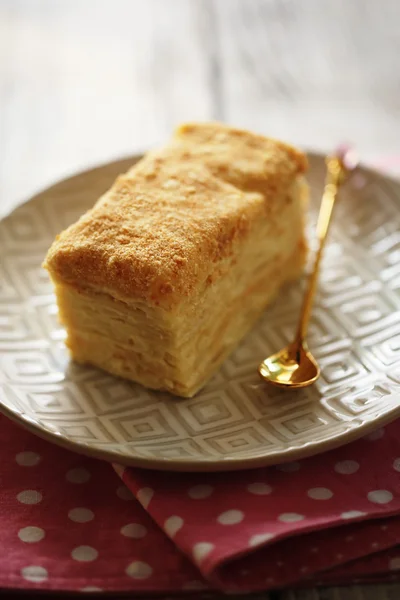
[1,153,400,471]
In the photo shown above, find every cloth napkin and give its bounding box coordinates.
[1,157,400,594]
[117,421,400,592]
[1,412,400,594]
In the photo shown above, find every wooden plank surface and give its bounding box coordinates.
[216,0,400,156]
[1,0,400,218]
[0,1,399,598]
[0,0,214,215]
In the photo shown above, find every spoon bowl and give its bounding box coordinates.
[258,341,320,388]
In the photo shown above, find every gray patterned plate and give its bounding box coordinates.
[1,154,400,471]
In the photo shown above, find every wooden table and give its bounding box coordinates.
[1,1,400,598]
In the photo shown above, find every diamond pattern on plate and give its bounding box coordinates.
[0,155,400,470]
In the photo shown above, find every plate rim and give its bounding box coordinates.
[1,151,400,472]
[2,395,400,472]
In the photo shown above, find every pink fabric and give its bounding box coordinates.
[118,422,400,592]
[0,415,200,593]
[1,413,400,593]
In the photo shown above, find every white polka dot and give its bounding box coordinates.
[116,485,133,501]
[137,487,154,508]
[217,510,244,525]
[66,468,91,484]
[193,542,214,563]
[71,546,98,562]
[381,525,388,531]
[17,490,42,505]
[164,516,184,538]
[389,557,400,571]
[276,462,300,473]
[81,587,103,593]
[248,533,275,547]
[335,460,360,475]
[21,566,48,583]
[307,487,333,500]
[336,553,343,560]
[182,581,207,591]
[341,510,366,519]
[68,508,94,523]
[278,513,304,523]
[188,484,213,499]
[393,458,400,472]
[247,482,272,495]
[16,451,41,467]
[346,536,354,542]
[277,561,284,567]
[120,523,147,539]
[126,561,153,579]
[368,490,393,504]
[18,527,45,543]
[300,566,308,573]
[365,428,384,441]
[371,542,380,549]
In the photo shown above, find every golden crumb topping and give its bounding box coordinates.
[44,122,307,308]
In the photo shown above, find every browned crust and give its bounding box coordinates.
[43,121,307,308]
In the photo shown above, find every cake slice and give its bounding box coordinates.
[43,122,308,397]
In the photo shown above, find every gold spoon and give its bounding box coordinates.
[258,147,357,389]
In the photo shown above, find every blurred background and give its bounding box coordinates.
[1,0,399,216]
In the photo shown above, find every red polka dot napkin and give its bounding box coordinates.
[0,415,200,593]
[117,420,400,593]
[1,412,400,594]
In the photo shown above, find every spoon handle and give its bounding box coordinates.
[295,155,349,342]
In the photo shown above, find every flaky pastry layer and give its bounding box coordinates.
[44,122,309,397]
